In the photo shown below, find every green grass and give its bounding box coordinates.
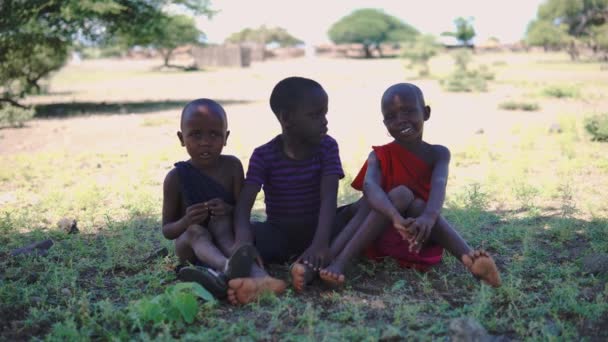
[2,118,607,340]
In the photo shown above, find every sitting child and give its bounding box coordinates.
[229,76,349,303]
[161,98,261,299]
[319,83,501,287]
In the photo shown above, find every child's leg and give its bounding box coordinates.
[291,199,365,292]
[207,215,235,256]
[407,199,501,287]
[320,186,415,285]
[175,224,228,271]
[328,198,369,259]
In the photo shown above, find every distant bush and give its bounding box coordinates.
[0,105,34,128]
[491,60,507,66]
[441,49,494,92]
[441,69,489,92]
[542,85,580,99]
[584,113,608,142]
[499,100,540,111]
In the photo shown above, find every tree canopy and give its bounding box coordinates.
[0,0,214,107]
[328,9,419,58]
[442,17,476,47]
[526,0,608,59]
[225,26,303,47]
[147,15,203,67]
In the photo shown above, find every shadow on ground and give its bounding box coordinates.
[34,99,253,118]
[1,209,606,340]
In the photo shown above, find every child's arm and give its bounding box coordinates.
[162,169,209,240]
[207,157,244,217]
[410,144,450,249]
[299,174,340,270]
[233,182,260,248]
[363,151,412,229]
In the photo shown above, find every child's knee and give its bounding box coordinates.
[184,224,212,242]
[407,198,426,216]
[388,185,414,211]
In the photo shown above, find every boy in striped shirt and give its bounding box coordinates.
[229,77,351,304]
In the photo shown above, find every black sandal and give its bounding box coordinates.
[224,244,258,280]
[177,266,228,299]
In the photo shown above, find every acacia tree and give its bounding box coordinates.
[442,17,476,47]
[526,20,568,51]
[0,0,214,107]
[526,0,608,59]
[143,15,203,68]
[225,26,303,46]
[328,9,418,58]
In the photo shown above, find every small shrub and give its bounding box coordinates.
[441,69,488,92]
[542,85,580,99]
[0,105,34,128]
[441,50,494,92]
[129,282,214,327]
[584,113,608,141]
[499,101,540,111]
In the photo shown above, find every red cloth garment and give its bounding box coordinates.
[351,141,444,271]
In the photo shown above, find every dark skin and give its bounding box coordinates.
[233,87,338,289]
[162,103,243,270]
[319,83,501,288]
[163,103,287,305]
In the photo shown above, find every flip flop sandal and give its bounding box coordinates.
[224,244,257,280]
[178,266,228,299]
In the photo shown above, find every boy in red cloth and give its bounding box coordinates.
[320,83,501,287]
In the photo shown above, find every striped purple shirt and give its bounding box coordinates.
[245,135,344,224]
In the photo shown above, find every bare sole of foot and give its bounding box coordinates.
[462,250,501,287]
[290,263,315,292]
[227,277,286,305]
[319,266,345,287]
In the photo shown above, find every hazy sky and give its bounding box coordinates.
[196,0,546,45]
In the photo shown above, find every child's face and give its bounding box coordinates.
[285,87,328,144]
[178,105,229,168]
[381,91,429,144]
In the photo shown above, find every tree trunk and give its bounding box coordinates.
[567,41,579,61]
[161,49,173,67]
[363,45,372,58]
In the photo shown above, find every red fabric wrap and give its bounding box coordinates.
[352,142,443,271]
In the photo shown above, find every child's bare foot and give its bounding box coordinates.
[461,250,501,287]
[319,263,346,287]
[227,277,286,305]
[290,263,315,292]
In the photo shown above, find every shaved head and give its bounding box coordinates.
[180,98,227,131]
[381,83,426,112]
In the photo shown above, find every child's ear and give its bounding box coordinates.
[424,105,431,121]
[177,131,185,146]
[224,130,230,146]
[278,111,290,127]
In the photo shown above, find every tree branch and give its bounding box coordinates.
[0,97,29,109]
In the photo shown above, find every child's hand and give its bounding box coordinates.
[184,202,209,226]
[298,243,330,271]
[393,216,416,241]
[409,214,436,253]
[207,198,232,217]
